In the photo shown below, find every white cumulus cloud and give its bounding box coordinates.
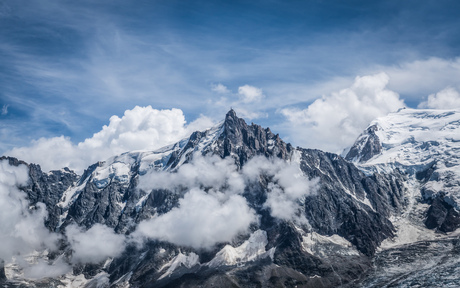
[66,223,127,264]
[242,156,318,223]
[418,87,460,109]
[212,83,230,94]
[281,73,405,153]
[134,188,258,250]
[238,85,264,103]
[4,106,214,173]
[210,84,267,120]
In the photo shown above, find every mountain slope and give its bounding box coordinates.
[346,108,460,233]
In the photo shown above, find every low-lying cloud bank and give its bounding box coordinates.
[0,160,130,280]
[0,153,318,273]
[4,107,213,173]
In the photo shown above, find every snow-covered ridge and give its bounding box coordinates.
[207,230,274,268]
[157,230,274,280]
[58,122,225,209]
[350,108,460,168]
[347,108,460,234]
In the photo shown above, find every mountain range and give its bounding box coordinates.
[1,108,460,287]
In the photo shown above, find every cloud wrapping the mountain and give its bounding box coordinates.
[5,107,213,173]
[138,154,245,194]
[66,223,126,264]
[136,154,317,249]
[281,73,405,153]
[418,87,460,109]
[242,156,318,223]
[134,188,258,250]
[21,257,72,280]
[263,161,319,223]
[0,160,60,259]
[0,160,67,278]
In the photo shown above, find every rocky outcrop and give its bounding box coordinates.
[0,156,78,230]
[299,149,406,256]
[345,124,381,163]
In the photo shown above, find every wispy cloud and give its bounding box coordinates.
[1,104,8,115]
[2,0,460,155]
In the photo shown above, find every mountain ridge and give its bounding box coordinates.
[2,109,452,287]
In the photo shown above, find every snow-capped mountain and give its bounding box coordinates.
[346,108,460,233]
[344,108,460,287]
[2,108,458,287]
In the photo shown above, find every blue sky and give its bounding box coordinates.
[2,0,460,171]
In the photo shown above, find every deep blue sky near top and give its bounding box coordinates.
[1,0,460,153]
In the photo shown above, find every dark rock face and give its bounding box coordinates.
[425,197,460,232]
[167,109,293,170]
[0,260,6,282]
[216,109,293,165]
[1,111,411,287]
[355,237,460,287]
[346,125,382,163]
[347,121,460,234]
[299,149,406,256]
[0,156,78,230]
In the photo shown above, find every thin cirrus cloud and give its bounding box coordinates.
[2,0,460,166]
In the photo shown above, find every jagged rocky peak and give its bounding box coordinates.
[165,109,293,169]
[0,156,29,167]
[217,109,293,164]
[345,124,382,163]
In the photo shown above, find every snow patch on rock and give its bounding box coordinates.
[206,230,274,268]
